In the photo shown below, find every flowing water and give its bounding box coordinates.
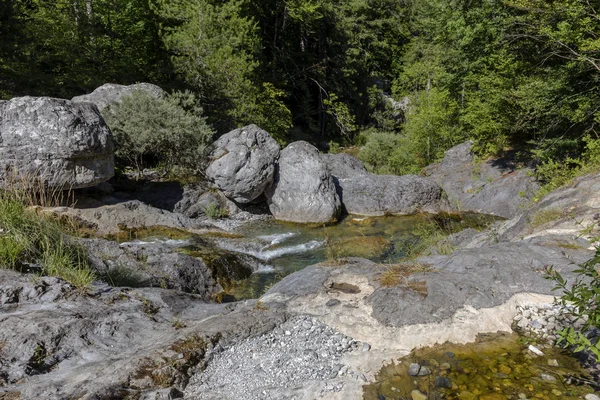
[111,212,498,299]
[363,333,598,400]
[203,212,497,299]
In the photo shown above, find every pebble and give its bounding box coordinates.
[411,390,427,400]
[547,359,559,367]
[408,363,421,376]
[527,345,544,356]
[540,373,557,382]
[434,376,453,388]
[362,342,371,352]
[585,394,600,400]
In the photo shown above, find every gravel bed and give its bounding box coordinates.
[513,303,585,344]
[184,315,360,400]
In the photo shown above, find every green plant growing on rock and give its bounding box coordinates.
[202,203,229,219]
[104,90,215,175]
[546,246,600,360]
[406,217,456,258]
[531,208,564,229]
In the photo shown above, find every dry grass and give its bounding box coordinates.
[2,167,74,208]
[378,263,432,297]
[530,207,564,229]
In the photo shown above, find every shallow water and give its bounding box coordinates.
[363,333,597,400]
[109,212,498,299]
[208,212,497,299]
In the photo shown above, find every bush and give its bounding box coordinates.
[546,246,600,360]
[104,90,215,174]
[533,135,600,200]
[0,192,95,288]
[358,129,420,175]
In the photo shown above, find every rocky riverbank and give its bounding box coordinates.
[1,84,599,399]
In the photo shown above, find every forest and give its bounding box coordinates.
[1,0,600,184]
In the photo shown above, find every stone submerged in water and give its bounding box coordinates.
[266,141,341,223]
[0,96,114,189]
[206,124,280,204]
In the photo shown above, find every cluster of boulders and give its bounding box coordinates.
[0,82,450,224]
[204,125,450,223]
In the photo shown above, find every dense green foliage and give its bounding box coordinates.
[1,0,599,177]
[103,90,215,173]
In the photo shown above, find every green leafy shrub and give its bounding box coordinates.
[104,90,215,174]
[534,136,600,200]
[546,247,600,360]
[358,129,420,175]
[0,192,95,288]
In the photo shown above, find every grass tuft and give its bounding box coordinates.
[530,207,563,229]
[0,190,95,288]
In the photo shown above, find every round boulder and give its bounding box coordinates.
[338,174,450,216]
[71,82,164,113]
[206,125,280,203]
[266,141,341,223]
[0,96,114,189]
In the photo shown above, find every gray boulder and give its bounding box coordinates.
[338,174,449,216]
[71,82,164,112]
[206,125,280,203]
[425,141,539,218]
[174,184,240,218]
[321,153,368,180]
[266,141,341,223]
[0,96,114,189]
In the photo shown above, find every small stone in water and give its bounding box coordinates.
[528,344,544,356]
[498,364,512,375]
[362,342,371,352]
[540,373,556,382]
[440,362,451,370]
[547,359,559,367]
[408,363,421,376]
[585,395,600,400]
[434,376,452,388]
[417,366,431,376]
[411,390,427,400]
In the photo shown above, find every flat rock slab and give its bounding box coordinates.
[0,96,114,189]
[264,239,587,328]
[0,269,285,399]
